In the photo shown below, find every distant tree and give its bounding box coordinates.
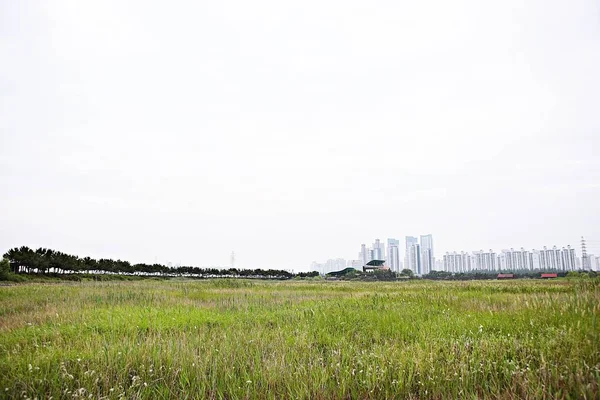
[373,269,396,281]
[423,270,453,280]
[400,269,414,278]
[0,258,10,280]
[82,257,97,273]
[2,246,317,280]
[296,271,319,278]
[4,246,36,273]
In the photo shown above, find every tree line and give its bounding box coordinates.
[2,246,319,280]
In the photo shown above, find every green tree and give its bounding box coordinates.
[0,258,10,280]
[400,268,414,278]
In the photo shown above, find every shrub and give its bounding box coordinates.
[0,258,10,280]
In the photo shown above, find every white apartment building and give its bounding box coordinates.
[444,245,578,273]
[443,251,473,273]
[420,234,434,275]
[538,246,576,271]
[589,254,599,271]
[472,250,497,271]
[311,258,347,275]
[387,238,400,272]
[371,239,385,261]
[407,243,422,275]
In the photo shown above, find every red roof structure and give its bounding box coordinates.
[541,273,558,279]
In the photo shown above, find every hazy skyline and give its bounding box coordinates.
[1,1,599,271]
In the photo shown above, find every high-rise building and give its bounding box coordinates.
[420,234,434,275]
[311,258,347,275]
[443,251,472,273]
[372,239,385,260]
[405,236,418,249]
[387,238,400,272]
[407,243,422,275]
[472,250,497,271]
[404,236,419,273]
[589,254,599,271]
[420,234,434,252]
[444,245,577,273]
[538,246,576,271]
[530,250,541,270]
[499,248,532,270]
[359,244,369,266]
[562,246,576,270]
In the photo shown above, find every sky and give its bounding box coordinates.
[1,0,599,271]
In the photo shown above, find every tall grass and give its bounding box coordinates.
[0,279,598,399]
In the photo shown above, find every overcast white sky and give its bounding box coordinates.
[1,0,599,271]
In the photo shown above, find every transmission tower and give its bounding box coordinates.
[581,236,588,270]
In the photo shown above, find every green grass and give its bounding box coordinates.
[0,279,598,399]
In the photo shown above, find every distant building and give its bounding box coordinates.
[530,250,541,270]
[538,246,576,271]
[311,258,347,275]
[387,238,400,272]
[407,243,422,275]
[589,254,599,271]
[405,236,418,250]
[405,236,420,275]
[499,248,531,270]
[420,234,434,275]
[541,273,558,279]
[443,251,472,273]
[443,245,578,273]
[372,239,385,261]
[472,250,497,271]
[359,244,369,266]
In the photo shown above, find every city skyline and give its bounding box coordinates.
[311,236,599,274]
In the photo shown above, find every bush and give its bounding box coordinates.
[0,258,10,280]
[0,259,28,282]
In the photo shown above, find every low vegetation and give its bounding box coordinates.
[0,279,598,399]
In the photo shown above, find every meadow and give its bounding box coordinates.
[0,279,598,399]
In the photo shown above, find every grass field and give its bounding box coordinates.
[0,279,598,399]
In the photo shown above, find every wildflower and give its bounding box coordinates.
[246,380,252,384]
